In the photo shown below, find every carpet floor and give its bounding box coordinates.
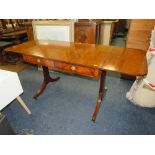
[3,65,155,135]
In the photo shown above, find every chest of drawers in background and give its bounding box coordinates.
[74,21,99,44]
[126,19,155,51]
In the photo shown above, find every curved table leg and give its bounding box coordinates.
[34,66,60,99]
[92,70,106,122]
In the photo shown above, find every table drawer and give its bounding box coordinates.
[54,61,99,78]
[23,55,99,78]
[23,55,54,68]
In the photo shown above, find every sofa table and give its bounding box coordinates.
[5,40,147,122]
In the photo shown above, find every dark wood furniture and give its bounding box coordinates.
[0,19,7,29]
[0,30,27,44]
[0,30,27,64]
[0,41,14,65]
[0,20,28,64]
[113,19,127,36]
[25,26,34,41]
[74,21,99,44]
[0,19,27,44]
[5,40,147,122]
[14,22,34,41]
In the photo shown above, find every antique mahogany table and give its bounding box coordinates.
[5,40,147,122]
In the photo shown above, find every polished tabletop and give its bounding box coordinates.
[5,40,147,76]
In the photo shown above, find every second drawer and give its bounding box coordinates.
[54,61,99,78]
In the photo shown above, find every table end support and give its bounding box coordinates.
[33,66,60,99]
[92,70,106,122]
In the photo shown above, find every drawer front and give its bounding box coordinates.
[54,61,99,78]
[23,55,99,78]
[23,55,54,68]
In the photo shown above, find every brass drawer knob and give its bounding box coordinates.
[71,65,76,71]
[37,59,41,63]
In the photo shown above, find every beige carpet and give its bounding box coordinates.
[0,62,29,73]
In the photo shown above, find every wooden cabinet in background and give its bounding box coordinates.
[25,26,34,41]
[126,19,155,51]
[74,21,99,44]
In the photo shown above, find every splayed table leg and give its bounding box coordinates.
[34,66,60,99]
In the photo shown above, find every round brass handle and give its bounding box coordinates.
[71,65,76,71]
[37,59,41,63]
